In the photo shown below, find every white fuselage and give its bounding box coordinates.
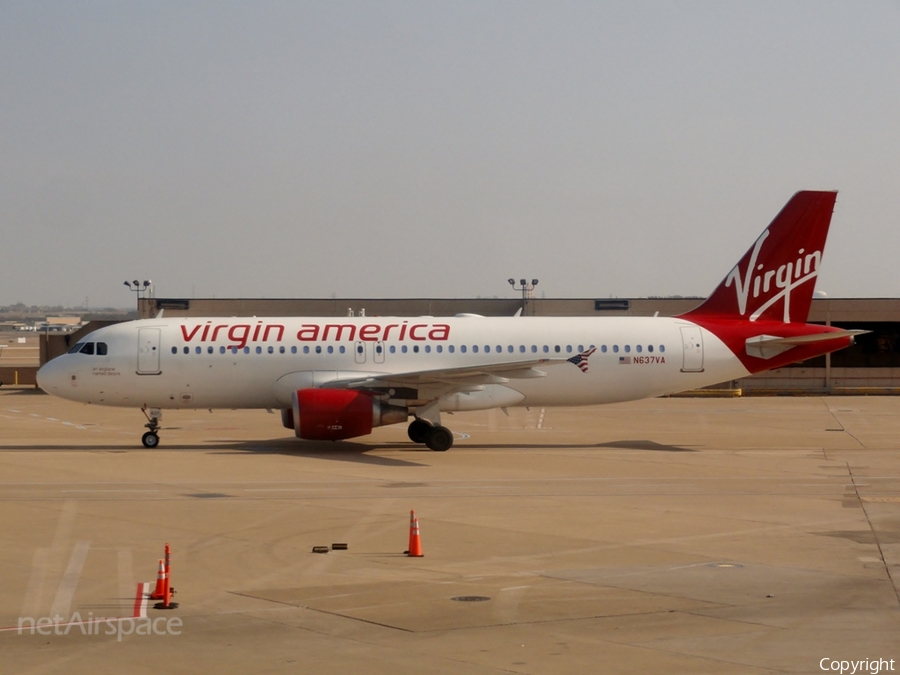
[37,315,749,411]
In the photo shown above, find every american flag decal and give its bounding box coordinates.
[618,356,632,365]
[567,347,596,373]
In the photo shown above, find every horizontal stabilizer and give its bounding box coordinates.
[745,330,868,360]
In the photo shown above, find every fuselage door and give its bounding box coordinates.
[374,341,385,364]
[354,341,366,364]
[137,328,161,375]
[680,325,704,372]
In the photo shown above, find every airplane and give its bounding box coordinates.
[37,190,863,451]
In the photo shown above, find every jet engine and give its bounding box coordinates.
[282,389,408,441]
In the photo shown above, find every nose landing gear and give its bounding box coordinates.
[141,407,162,448]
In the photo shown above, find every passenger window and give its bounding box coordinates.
[648,345,654,353]
[208,346,214,354]
[624,345,631,353]
[461,345,467,353]
[436,345,442,353]
[531,345,537,353]
[508,345,513,353]
[425,345,431,353]
[566,345,572,353]
[171,346,177,354]
[554,345,560,353]
[601,345,607,353]
[80,343,95,355]
[613,345,619,353]
[519,345,526,353]
[660,345,666,353]
[220,346,226,354]
[473,345,479,353]
[279,346,285,354]
[315,346,322,354]
[243,347,250,354]
[636,345,642,353]
[402,345,408,354]
[413,345,419,353]
[449,345,455,353]
[196,346,202,354]
[390,345,396,354]
[183,347,189,354]
[327,346,334,354]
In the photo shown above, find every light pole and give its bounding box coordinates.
[124,280,152,315]
[508,278,539,315]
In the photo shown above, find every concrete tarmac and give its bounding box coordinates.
[1,389,899,674]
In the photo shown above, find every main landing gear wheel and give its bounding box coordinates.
[142,431,160,448]
[425,425,454,452]
[408,419,432,444]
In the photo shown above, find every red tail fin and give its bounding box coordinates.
[680,191,837,324]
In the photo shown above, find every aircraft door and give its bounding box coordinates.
[680,326,704,372]
[374,341,385,364]
[354,341,366,364]
[137,328,161,375]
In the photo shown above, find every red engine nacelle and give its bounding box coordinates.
[285,389,407,441]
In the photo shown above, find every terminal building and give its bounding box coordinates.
[16,296,900,394]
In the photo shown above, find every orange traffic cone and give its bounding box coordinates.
[149,559,166,599]
[406,510,424,557]
[154,543,179,610]
[164,543,175,596]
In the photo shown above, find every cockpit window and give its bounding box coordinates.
[66,341,108,355]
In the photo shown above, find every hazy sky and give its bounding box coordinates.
[3,2,900,308]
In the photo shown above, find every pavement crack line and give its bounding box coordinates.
[846,462,900,607]
[822,401,866,449]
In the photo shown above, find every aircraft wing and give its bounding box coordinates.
[326,358,566,390]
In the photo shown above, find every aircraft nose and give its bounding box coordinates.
[37,357,65,394]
